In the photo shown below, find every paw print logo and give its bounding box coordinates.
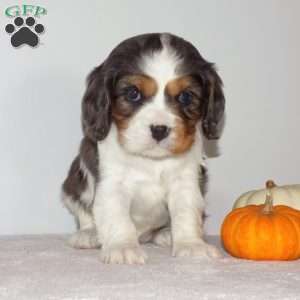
[5,16,45,48]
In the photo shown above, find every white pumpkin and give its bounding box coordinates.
[233,180,300,211]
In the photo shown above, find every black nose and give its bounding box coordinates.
[150,125,170,142]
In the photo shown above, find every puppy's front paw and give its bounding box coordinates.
[101,244,147,264]
[172,241,222,259]
[152,228,172,247]
[68,228,100,249]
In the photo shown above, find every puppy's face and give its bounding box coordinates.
[112,69,203,158]
[82,33,225,158]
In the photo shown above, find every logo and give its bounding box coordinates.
[4,5,47,48]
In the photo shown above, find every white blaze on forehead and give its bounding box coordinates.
[141,47,181,84]
[140,37,182,108]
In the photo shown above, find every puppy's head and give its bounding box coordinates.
[82,33,225,158]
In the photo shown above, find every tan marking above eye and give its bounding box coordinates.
[165,76,196,98]
[121,75,158,98]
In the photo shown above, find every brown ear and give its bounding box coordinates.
[201,66,225,140]
[81,64,112,141]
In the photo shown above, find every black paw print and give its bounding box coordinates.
[5,17,45,48]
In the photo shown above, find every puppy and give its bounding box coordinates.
[62,33,225,264]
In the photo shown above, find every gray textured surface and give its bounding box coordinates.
[1,235,300,300]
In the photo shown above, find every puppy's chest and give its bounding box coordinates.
[128,169,170,233]
[117,158,181,232]
[98,137,199,232]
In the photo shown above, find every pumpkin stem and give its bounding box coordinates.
[262,180,276,214]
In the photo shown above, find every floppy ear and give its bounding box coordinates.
[81,64,112,141]
[201,65,225,140]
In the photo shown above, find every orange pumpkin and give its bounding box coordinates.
[221,180,300,260]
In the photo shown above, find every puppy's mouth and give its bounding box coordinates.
[121,135,174,159]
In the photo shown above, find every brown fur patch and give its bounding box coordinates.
[171,118,196,154]
[110,108,128,148]
[122,75,157,98]
[166,75,203,121]
[112,106,130,144]
[112,112,130,132]
[112,104,132,146]
[166,76,195,97]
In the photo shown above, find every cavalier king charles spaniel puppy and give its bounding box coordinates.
[62,33,225,264]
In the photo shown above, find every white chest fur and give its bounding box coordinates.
[96,125,203,238]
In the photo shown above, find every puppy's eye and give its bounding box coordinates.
[177,91,193,106]
[125,86,142,102]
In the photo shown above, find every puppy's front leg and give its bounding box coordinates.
[168,174,221,259]
[94,182,147,264]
